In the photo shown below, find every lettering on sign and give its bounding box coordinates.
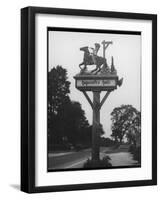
[76,79,116,88]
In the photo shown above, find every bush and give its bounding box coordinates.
[133,146,141,164]
[128,144,136,153]
[83,156,112,169]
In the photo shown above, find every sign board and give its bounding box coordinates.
[74,76,118,91]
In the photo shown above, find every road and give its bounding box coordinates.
[48,148,95,170]
[48,146,138,170]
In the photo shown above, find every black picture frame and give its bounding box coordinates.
[21,6,157,193]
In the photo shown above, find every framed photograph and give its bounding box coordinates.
[21,6,157,193]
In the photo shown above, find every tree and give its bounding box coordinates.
[58,101,90,144]
[48,66,71,145]
[48,66,91,150]
[110,105,141,144]
[100,136,115,147]
[126,111,141,146]
[97,123,105,137]
[48,65,71,115]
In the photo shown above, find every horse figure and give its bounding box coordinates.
[79,46,107,74]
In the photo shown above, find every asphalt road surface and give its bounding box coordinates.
[48,146,138,170]
[48,148,95,170]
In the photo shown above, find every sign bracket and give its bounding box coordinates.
[99,91,111,109]
[82,91,94,109]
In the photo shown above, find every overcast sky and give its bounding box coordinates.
[48,30,141,137]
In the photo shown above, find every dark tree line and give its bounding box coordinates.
[48,66,93,151]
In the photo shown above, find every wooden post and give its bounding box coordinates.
[102,42,105,58]
[102,40,113,59]
[82,90,111,162]
[92,91,100,161]
[74,73,120,165]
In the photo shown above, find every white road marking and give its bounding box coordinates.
[48,152,74,157]
[64,159,88,168]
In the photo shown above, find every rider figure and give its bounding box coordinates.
[90,43,100,64]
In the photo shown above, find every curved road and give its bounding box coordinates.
[48,147,138,170]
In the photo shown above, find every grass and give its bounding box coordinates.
[128,145,141,164]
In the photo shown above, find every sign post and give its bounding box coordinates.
[74,41,123,165]
[74,74,121,162]
[92,91,100,161]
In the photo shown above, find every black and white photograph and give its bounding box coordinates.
[47,27,141,172]
[20,6,157,193]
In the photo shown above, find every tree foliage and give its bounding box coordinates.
[110,105,141,144]
[48,66,70,145]
[48,65,71,115]
[48,66,93,151]
[57,101,90,144]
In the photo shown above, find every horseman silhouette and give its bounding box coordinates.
[79,45,108,74]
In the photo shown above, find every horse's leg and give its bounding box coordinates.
[93,66,100,74]
[96,64,102,73]
[94,58,106,74]
[79,62,83,69]
[91,65,98,73]
[83,64,87,70]
[93,63,103,74]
